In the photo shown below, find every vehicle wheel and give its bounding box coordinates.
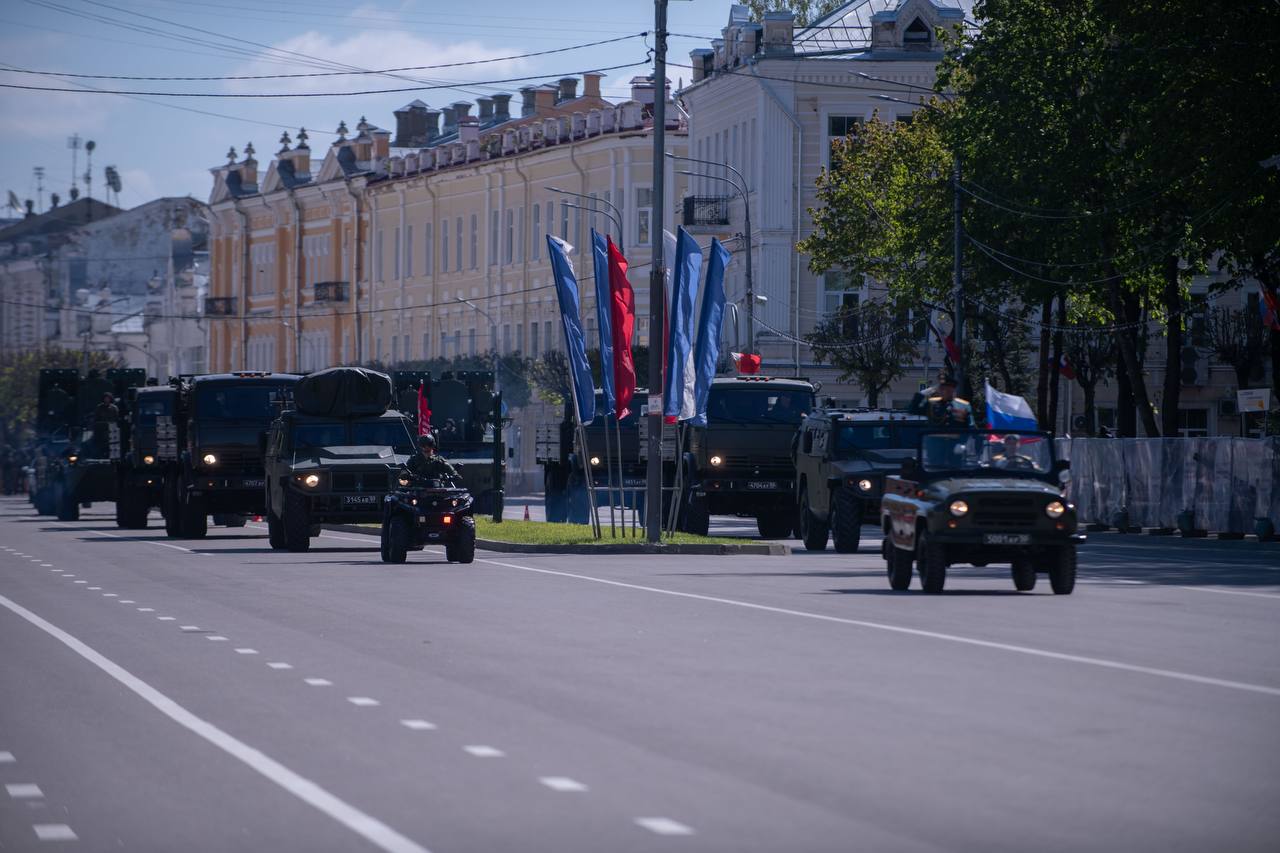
[1049,545,1076,595]
[163,481,181,537]
[544,467,568,523]
[682,493,710,537]
[918,532,947,594]
[1011,558,1037,592]
[180,490,207,539]
[267,508,288,550]
[886,539,913,591]
[799,490,829,551]
[385,515,409,564]
[281,491,310,552]
[378,521,391,562]
[831,491,863,554]
[55,481,79,521]
[756,510,793,539]
[223,514,247,528]
[453,525,476,564]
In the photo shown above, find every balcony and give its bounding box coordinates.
[682,195,730,227]
[314,281,350,302]
[204,296,237,316]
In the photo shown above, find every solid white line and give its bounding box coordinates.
[463,745,504,758]
[473,556,1280,698]
[6,783,43,798]
[1175,586,1280,601]
[347,697,380,707]
[0,593,432,853]
[304,678,332,687]
[400,719,436,731]
[539,777,588,792]
[635,818,694,836]
[86,528,194,553]
[33,824,78,841]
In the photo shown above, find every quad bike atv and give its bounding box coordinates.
[379,473,477,565]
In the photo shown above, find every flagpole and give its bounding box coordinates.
[601,410,617,537]
[646,0,669,545]
[613,414,628,537]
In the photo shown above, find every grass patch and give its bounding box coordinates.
[475,518,742,546]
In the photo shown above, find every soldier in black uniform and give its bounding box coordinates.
[404,433,460,482]
[908,372,975,428]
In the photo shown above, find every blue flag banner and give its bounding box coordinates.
[547,235,595,426]
[663,227,703,421]
[689,238,730,427]
[984,381,1037,432]
[590,228,615,415]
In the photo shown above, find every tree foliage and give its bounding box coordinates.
[804,301,919,407]
[1204,306,1269,392]
[0,349,122,446]
[745,0,845,28]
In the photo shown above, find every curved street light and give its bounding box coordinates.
[547,186,625,253]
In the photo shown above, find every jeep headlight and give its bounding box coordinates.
[201,452,217,466]
[858,478,873,493]
[949,499,969,517]
[67,454,78,464]
[303,473,320,488]
[710,455,723,466]
[143,454,155,465]
[1045,500,1065,519]
[590,456,601,466]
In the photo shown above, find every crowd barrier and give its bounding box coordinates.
[1058,438,1280,534]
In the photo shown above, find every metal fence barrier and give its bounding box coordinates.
[1058,438,1280,533]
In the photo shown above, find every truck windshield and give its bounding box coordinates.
[920,431,1053,474]
[351,421,414,452]
[293,424,346,449]
[707,388,812,425]
[196,385,289,421]
[134,398,171,422]
[835,423,930,455]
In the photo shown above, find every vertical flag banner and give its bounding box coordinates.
[590,229,615,416]
[984,381,1038,431]
[689,238,730,426]
[660,229,677,389]
[607,236,636,419]
[416,381,431,436]
[663,227,703,422]
[546,235,596,426]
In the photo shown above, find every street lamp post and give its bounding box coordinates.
[645,0,669,545]
[547,187,625,253]
[457,297,503,523]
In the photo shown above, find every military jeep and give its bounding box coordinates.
[879,430,1083,594]
[794,409,929,552]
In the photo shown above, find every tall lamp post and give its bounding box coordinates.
[455,297,501,399]
[645,0,669,544]
[547,187,625,252]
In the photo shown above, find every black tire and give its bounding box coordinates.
[453,525,476,564]
[267,506,288,550]
[756,509,793,539]
[56,481,79,521]
[163,480,181,537]
[831,491,863,554]
[799,489,829,551]
[1049,545,1076,595]
[544,466,568,523]
[223,514,247,528]
[180,489,207,539]
[386,515,409,563]
[885,538,913,591]
[682,493,710,537]
[378,520,391,562]
[918,531,947,594]
[281,491,310,552]
[1012,558,1037,592]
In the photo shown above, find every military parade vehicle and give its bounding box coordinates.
[395,370,505,519]
[264,367,415,552]
[677,376,815,537]
[163,371,301,538]
[879,429,1083,594]
[537,389,645,524]
[379,470,477,564]
[112,383,178,529]
[793,408,930,552]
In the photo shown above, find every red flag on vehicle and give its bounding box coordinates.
[1058,353,1077,381]
[731,352,761,375]
[607,237,636,419]
[416,382,431,436]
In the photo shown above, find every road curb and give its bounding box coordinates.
[321,525,789,556]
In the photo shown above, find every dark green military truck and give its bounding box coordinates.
[112,384,178,529]
[536,390,645,524]
[793,409,930,552]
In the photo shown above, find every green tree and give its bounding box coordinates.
[0,348,121,445]
[745,0,844,28]
[1204,305,1269,393]
[804,301,919,407]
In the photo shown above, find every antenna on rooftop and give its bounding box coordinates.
[67,134,82,200]
[84,140,96,202]
[33,166,45,213]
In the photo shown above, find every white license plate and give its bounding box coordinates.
[342,495,378,505]
[242,479,264,488]
[984,533,1031,545]
[747,481,778,490]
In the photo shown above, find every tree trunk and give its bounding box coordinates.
[1160,255,1183,438]
[1116,353,1136,437]
[865,382,879,408]
[1035,296,1052,425]
[1109,280,1160,436]
[1082,380,1098,436]
[1048,294,1066,433]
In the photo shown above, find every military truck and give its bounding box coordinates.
[264,367,416,552]
[394,370,505,518]
[163,371,301,538]
[112,384,179,529]
[880,429,1082,594]
[536,390,645,524]
[793,409,930,552]
[677,376,815,537]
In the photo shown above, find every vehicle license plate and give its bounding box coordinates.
[983,533,1031,545]
[747,480,778,490]
[342,495,378,505]
[242,479,264,488]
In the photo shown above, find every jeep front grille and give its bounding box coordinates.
[970,495,1040,527]
[331,472,391,493]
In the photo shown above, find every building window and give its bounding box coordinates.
[544,320,553,352]
[503,323,511,352]
[490,210,499,266]
[469,214,477,270]
[589,192,598,233]
[560,201,569,240]
[405,224,413,278]
[455,217,463,272]
[903,16,931,46]
[393,227,401,279]
[516,207,524,263]
[422,332,430,359]
[392,335,399,364]
[636,187,652,246]
[468,327,476,355]
[532,204,541,260]
[403,334,409,361]
[828,116,862,163]
[530,320,539,357]
[424,223,433,277]
[504,209,514,265]
[545,202,554,247]
[441,219,449,273]
[821,270,862,319]
[1177,408,1209,438]
[375,229,384,282]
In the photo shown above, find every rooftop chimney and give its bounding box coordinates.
[440,105,457,136]
[629,75,655,107]
[557,77,578,102]
[477,97,494,123]
[762,11,796,55]
[451,101,473,120]
[582,72,603,99]
[690,48,714,82]
[393,100,429,147]
[519,86,537,117]
[371,128,390,160]
[459,115,480,144]
[534,84,557,112]
[492,93,512,121]
[425,109,441,141]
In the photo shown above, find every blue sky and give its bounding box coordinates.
[0,0,733,213]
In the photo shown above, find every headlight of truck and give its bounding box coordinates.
[143,454,155,465]
[67,455,78,464]
[858,478,873,493]
[710,455,723,466]
[201,452,217,466]
[303,474,320,488]
[590,456,601,466]
[1045,500,1066,518]
[949,499,969,517]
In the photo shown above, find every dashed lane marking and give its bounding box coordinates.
[347,697,380,707]
[180,625,202,631]
[33,824,78,841]
[156,617,175,621]
[119,600,135,604]
[39,564,51,567]
[6,783,43,798]
[635,818,694,836]
[463,746,504,758]
[0,593,433,853]
[87,586,101,590]
[539,777,588,792]
[137,607,154,612]
[304,678,332,687]
[85,528,195,554]
[103,593,117,598]
[400,720,436,731]
[234,648,258,655]
[267,662,293,670]
[72,581,86,585]
[207,636,229,642]
[1176,586,1280,601]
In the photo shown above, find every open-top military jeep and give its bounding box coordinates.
[880,430,1083,594]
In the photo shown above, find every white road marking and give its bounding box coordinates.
[40,564,51,567]
[6,783,43,798]
[347,697,380,707]
[539,777,588,792]
[463,746,504,758]
[400,720,436,731]
[207,636,229,642]
[156,616,175,621]
[304,678,332,687]
[0,593,433,853]
[33,824,78,841]
[103,593,117,597]
[137,607,154,612]
[0,751,14,763]
[635,818,694,836]
[86,528,194,553]
[180,625,201,631]
[1175,586,1280,601]
[119,600,135,604]
[234,648,258,655]
[475,556,1280,698]
[87,586,101,590]
[73,580,86,584]
[267,662,293,670]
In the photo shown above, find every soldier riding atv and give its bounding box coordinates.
[379,454,477,565]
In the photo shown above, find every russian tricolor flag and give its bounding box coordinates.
[985,381,1038,432]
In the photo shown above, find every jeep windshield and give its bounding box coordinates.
[835,423,931,456]
[293,421,414,452]
[920,431,1053,474]
[707,388,812,425]
[196,385,291,421]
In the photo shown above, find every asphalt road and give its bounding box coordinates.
[2,496,1278,852]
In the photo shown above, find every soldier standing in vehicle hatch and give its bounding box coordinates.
[908,372,975,428]
[404,433,460,482]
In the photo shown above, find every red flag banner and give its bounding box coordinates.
[607,237,636,419]
[417,382,431,436]
[732,352,761,375]
[1058,353,1077,381]
[929,317,961,363]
